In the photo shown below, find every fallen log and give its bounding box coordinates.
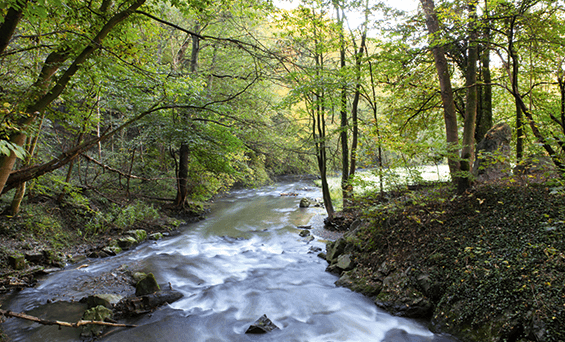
[0,309,136,329]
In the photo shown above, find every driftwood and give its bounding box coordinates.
[0,309,136,329]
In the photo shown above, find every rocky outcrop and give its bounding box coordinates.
[473,122,512,181]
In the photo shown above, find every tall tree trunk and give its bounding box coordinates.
[458,0,479,193]
[175,24,200,207]
[475,28,493,144]
[507,16,524,161]
[349,32,366,178]
[0,0,146,197]
[335,4,350,207]
[420,0,460,180]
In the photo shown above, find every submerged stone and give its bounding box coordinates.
[245,314,280,334]
[81,305,113,337]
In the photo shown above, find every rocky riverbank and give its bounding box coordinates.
[323,180,565,342]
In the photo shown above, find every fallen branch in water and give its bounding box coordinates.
[0,309,137,328]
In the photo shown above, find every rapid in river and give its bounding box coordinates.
[1,179,458,341]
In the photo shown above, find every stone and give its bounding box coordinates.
[336,254,355,271]
[326,238,347,264]
[135,273,160,296]
[84,294,124,309]
[80,305,113,337]
[117,236,138,249]
[148,232,164,240]
[102,246,122,256]
[24,252,44,264]
[8,254,26,270]
[132,272,147,283]
[299,198,310,208]
[125,229,147,242]
[299,229,311,237]
[473,122,512,181]
[245,314,280,334]
[114,289,183,317]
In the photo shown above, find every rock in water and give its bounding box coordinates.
[245,314,280,334]
[81,305,113,337]
[135,273,160,296]
[299,198,310,208]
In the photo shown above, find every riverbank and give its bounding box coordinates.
[0,191,200,340]
[325,179,565,342]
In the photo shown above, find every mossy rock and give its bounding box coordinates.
[117,236,138,249]
[80,305,113,337]
[299,198,311,208]
[102,246,122,256]
[84,294,123,309]
[8,254,26,270]
[135,273,160,296]
[148,232,164,240]
[125,229,147,242]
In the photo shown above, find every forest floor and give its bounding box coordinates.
[328,177,565,341]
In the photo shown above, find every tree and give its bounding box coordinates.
[420,0,460,180]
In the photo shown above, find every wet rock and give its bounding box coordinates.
[308,246,322,254]
[135,273,160,296]
[374,269,432,318]
[88,250,110,258]
[102,246,122,256]
[125,229,147,242]
[299,198,310,208]
[84,294,124,309]
[336,254,355,271]
[148,232,164,240]
[297,225,312,229]
[326,238,347,264]
[335,271,382,297]
[114,289,183,317]
[8,254,26,270]
[117,236,138,250]
[81,305,113,337]
[245,314,280,334]
[299,229,311,237]
[132,272,147,284]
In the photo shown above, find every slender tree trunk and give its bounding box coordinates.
[175,24,200,207]
[335,4,350,207]
[475,28,493,144]
[420,0,460,180]
[458,1,479,193]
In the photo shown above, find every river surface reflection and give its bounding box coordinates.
[1,180,458,341]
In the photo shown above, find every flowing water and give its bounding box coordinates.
[1,180,458,342]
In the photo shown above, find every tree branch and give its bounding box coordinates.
[0,309,136,329]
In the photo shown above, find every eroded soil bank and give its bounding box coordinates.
[324,180,565,342]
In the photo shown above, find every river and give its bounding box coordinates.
[1,179,458,341]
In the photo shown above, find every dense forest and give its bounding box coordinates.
[0,0,564,216]
[2,0,565,341]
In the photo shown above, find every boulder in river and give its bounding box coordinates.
[135,273,160,296]
[299,198,311,208]
[114,289,184,317]
[245,314,280,334]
